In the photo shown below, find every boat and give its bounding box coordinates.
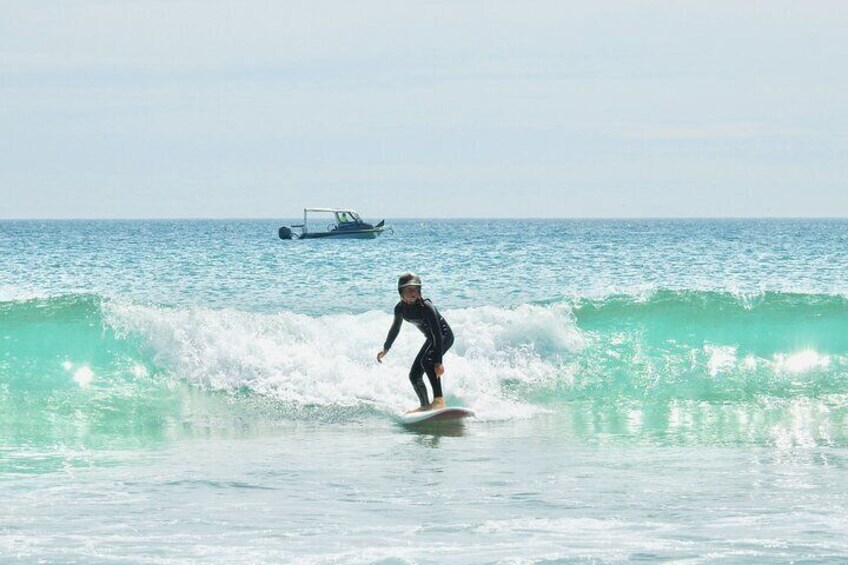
[278,208,389,240]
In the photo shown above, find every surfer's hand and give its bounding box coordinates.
[377,349,387,363]
[434,363,444,378]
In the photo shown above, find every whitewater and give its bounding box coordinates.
[2,219,848,563]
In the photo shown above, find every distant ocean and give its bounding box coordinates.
[2,219,848,563]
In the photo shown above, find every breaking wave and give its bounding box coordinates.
[3,290,848,452]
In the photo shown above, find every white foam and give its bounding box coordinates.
[775,349,831,374]
[705,344,738,377]
[72,365,94,388]
[103,301,584,421]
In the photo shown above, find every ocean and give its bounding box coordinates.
[2,219,848,563]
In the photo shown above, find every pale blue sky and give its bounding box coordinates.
[1,1,847,218]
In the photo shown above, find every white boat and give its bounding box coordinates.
[279,208,389,240]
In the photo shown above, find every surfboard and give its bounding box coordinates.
[398,407,475,426]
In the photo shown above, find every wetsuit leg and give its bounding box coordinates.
[423,363,443,399]
[409,344,430,407]
[421,333,454,399]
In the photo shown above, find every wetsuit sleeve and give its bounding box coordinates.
[383,303,403,351]
[422,300,445,364]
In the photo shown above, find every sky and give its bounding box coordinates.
[1,0,847,219]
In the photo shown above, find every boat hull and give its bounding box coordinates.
[299,229,382,239]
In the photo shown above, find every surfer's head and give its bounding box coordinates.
[398,273,422,303]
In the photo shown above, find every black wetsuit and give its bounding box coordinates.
[383,298,454,407]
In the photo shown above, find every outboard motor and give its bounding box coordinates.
[279,226,294,240]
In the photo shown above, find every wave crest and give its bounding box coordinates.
[3,291,848,425]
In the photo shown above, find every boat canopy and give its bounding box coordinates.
[305,208,358,213]
[302,208,363,223]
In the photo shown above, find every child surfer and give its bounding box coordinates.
[377,273,454,413]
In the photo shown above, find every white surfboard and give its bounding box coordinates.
[398,407,475,425]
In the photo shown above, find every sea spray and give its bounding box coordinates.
[103,299,570,419]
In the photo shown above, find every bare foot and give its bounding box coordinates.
[429,397,446,410]
[406,405,429,414]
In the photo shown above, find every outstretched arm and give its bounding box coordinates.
[378,304,403,362]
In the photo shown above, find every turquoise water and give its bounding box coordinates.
[2,219,848,562]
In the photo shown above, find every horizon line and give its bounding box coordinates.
[2,216,847,222]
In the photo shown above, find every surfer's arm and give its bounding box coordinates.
[382,303,403,353]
